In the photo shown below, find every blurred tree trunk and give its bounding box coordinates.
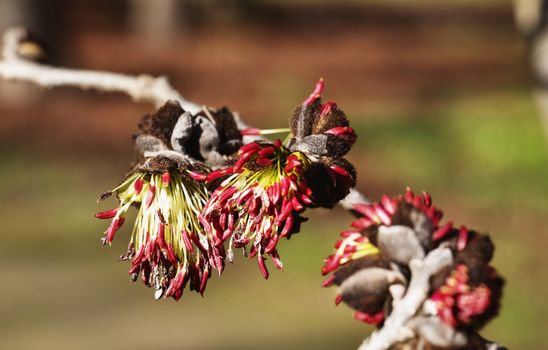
[0,0,43,106]
[514,0,548,145]
[128,0,183,46]
[0,0,32,32]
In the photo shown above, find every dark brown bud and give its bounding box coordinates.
[305,157,356,208]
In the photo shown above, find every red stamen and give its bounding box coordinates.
[157,223,166,246]
[412,195,423,208]
[134,179,144,194]
[157,223,178,266]
[218,186,237,206]
[187,170,207,182]
[280,176,289,197]
[258,255,269,279]
[131,245,145,267]
[258,146,275,157]
[354,311,384,325]
[270,182,281,205]
[237,187,254,206]
[239,141,261,154]
[106,216,125,244]
[271,251,284,270]
[284,156,301,173]
[199,269,209,295]
[422,191,432,207]
[277,200,294,223]
[145,236,157,260]
[351,217,373,229]
[219,213,227,229]
[165,242,178,267]
[322,274,335,287]
[373,203,392,226]
[264,233,279,253]
[146,185,156,208]
[227,212,235,231]
[165,272,180,298]
[256,157,273,166]
[280,215,294,238]
[325,126,356,143]
[330,165,350,178]
[353,203,379,223]
[433,221,453,240]
[233,237,250,248]
[322,256,341,275]
[190,234,207,254]
[197,214,213,236]
[355,236,370,244]
[457,226,469,251]
[320,101,337,117]
[340,230,358,238]
[381,195,397,214]
[181,230,194,253]
[206,168,233,183]
[161,172,170,186]
[94,208,118,219]
[291,197,304,212]
[405,187,415,203]
[299,193,313,205]
[303,78,325,106]
[241,127,261,135]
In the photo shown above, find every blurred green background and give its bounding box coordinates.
[0,0,547,349]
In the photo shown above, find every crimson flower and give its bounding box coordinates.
[322,189,503,330]
[429,264,501,328]
[201,139,313,278]
[200,79,357,278]
[96,156,214,300]
[95,100,243,300]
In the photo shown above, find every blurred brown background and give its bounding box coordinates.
[0,0,546,349]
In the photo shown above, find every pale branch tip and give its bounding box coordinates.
[0,26,201,112]
[358,246,453,350]
[357,245,505,350]
[340,188,371,211]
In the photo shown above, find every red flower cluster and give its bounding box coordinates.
[96,166,213,300]
[322,189,504,330]
[195,80,357,279]
[323,188,444,277]
[96,80,358,299]
[430,259,501,329]
[202,139,313,278]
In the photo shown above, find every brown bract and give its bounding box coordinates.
[287,79,358,207]
[136,100,243,168]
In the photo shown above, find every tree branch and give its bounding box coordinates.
[0,27,201,112]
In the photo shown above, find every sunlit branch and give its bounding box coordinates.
[0,27,201,113]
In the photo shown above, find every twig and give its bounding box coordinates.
[358,246,454,350]
[0,27,200,112]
